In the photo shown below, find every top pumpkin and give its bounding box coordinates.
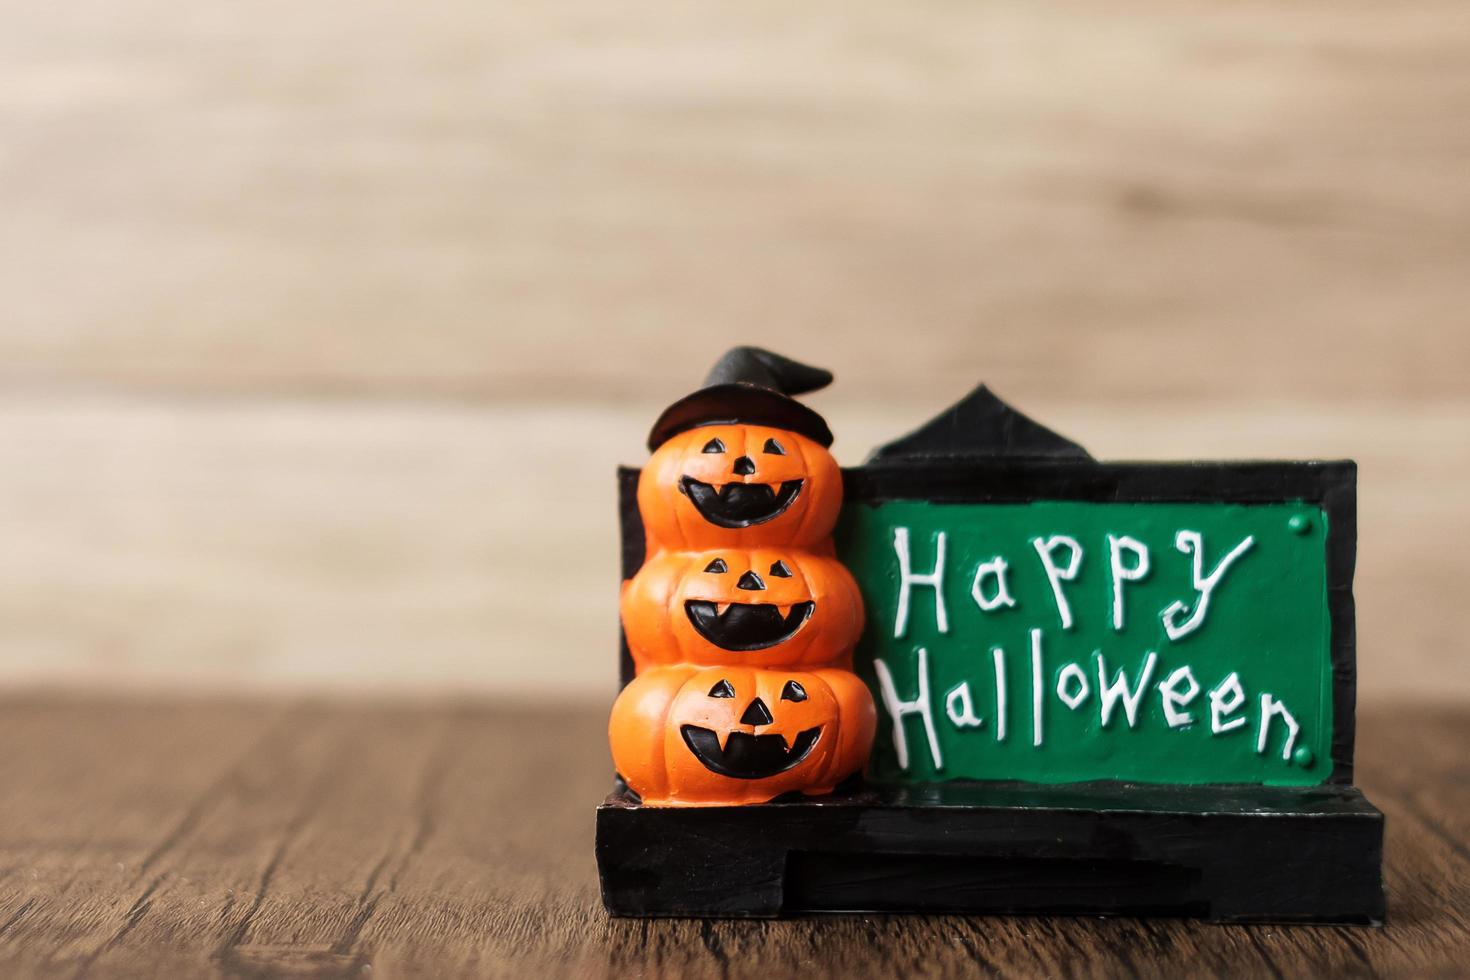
[638,423,842,552]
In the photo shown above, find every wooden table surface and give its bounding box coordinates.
[0,699,1464,978]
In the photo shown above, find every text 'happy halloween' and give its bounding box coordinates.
[873,527,1314,773]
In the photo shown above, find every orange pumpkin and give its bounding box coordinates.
[622,548,863,672]
[638,424,842,552]
[609,664,876,806]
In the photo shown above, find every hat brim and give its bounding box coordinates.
[647,383,833,451]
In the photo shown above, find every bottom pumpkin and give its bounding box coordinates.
[609,664,876,807]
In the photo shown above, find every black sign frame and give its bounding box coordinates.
[599,390,1383,923]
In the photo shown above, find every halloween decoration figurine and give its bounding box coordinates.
[599,358,1384,923]
[610,347,874,807]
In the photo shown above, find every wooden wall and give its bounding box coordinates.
[1,0,1465,701]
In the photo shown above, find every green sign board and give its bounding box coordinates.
[836,486,1339,787]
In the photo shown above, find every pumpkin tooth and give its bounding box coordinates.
[716,602,732,616]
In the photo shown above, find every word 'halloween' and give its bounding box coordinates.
[874,526,1314,773]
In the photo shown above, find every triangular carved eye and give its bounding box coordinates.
[762,438,785,455]
[709,679,735,698]
[703,558,728,574]
[780,680,807,702]
[768,560,792,578]
[702,437,725,454]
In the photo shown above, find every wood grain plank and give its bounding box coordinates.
[0,394,1464,702]
[66,704,458,978]
[360,705,612,978]
[0,699,292,978]
[2,700,1463,979]
[0,0,1467,404]
[1352,707,1470,975]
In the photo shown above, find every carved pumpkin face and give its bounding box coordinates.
[638,424,841,552]
[609,665,876,806]
[622,548,863,672]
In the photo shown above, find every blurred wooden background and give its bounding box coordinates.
[0,0,1465,702]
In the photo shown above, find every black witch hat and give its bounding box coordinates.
[647,347,834,450]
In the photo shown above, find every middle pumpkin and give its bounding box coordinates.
[622,547,864,672]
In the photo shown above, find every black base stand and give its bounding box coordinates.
[596,782,1385,923]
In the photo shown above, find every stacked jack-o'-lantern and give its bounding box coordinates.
[611,348,876,806]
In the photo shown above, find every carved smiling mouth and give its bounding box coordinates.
[680,476,803,528]
[680,725,822,779]
[684,600,814,651]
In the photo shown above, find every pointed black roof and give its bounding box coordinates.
[867,385,1090,463]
